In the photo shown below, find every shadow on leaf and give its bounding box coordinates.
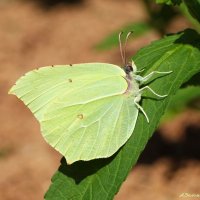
[173,29,200,49]
[58,151,118,184]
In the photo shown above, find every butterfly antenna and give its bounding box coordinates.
[119,31,125,66]
[124,31,133,65]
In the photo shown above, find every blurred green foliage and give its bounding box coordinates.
[95,0,200,50]
[155,0,182,5]
[184,0,200,23]
[95,1,180,50]
[162,86,200,122]
[95,22,151,50]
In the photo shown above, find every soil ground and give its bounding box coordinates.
[0,0,199,199]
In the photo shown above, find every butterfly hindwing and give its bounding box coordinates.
[41,94,138,163]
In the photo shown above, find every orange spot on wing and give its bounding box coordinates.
[77,114,84,119]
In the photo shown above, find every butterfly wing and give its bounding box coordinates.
[9,63,138,163]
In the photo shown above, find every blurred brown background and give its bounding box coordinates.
[0,0,199,199]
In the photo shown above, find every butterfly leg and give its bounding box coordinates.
[135,70,172,83]
[134,98,149,123]
[139,86,167,98]
[134,85,167,123]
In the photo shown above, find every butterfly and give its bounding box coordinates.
[9,32,172,164]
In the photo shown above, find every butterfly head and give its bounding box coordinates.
[124,63,133,75]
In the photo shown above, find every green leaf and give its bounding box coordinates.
[45,29,200,200]
[95,22,151,50]
[155,0,182,5]
[183,0,200,23]
[162,86,200,121]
